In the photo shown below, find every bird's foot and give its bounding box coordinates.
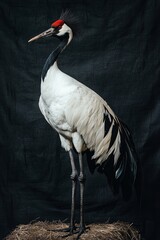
[62,225,78,233]
[62,225,88,239]
[61,225,80,238]
[54,224,88,239]
[52,225,78,233]
[75,225,87,240]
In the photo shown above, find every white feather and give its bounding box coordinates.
[39,61,121,165]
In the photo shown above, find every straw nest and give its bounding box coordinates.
[5,221,141,240]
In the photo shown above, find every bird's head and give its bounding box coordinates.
[28,10,78,44]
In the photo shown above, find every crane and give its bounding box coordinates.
[28,11,138,239]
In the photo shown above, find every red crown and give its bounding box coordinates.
[51,19,64,28]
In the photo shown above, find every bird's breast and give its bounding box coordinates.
[39,95,74,135]
[40,65,79,107]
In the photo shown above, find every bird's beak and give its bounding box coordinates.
[28,28,55,43]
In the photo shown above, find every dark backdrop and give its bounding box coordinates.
[0,0,160,239]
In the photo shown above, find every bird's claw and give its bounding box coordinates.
[61,225,87,239]
[62,226,78,233]
[75,226,86,240]
[61,226,80,238]
[51,224,88,239]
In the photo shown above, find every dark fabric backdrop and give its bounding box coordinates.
[0,0,160,239]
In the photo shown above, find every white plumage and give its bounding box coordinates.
[39,61,121,165]
[29,11,137,239]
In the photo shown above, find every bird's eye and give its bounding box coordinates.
[57,25,62,29]
[53,25,62,31]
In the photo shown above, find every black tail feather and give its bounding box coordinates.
[97,120,138,200]
[86,149,96,174]
[116,120,138,199]
[86,119,138,200]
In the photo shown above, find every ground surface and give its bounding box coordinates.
[5,221,141,240]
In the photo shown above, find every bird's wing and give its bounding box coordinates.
[64,80,120,163]
[64,80,137,199]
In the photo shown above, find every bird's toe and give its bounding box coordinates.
[75,225,87,240]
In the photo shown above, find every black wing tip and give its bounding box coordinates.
[96,119,138,200]
[86,150,96,174]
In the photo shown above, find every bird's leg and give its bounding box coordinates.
[77,153,86,239]
[60,150,78,235]
[69,150,78,232]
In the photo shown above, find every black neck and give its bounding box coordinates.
[41,33,69,81]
